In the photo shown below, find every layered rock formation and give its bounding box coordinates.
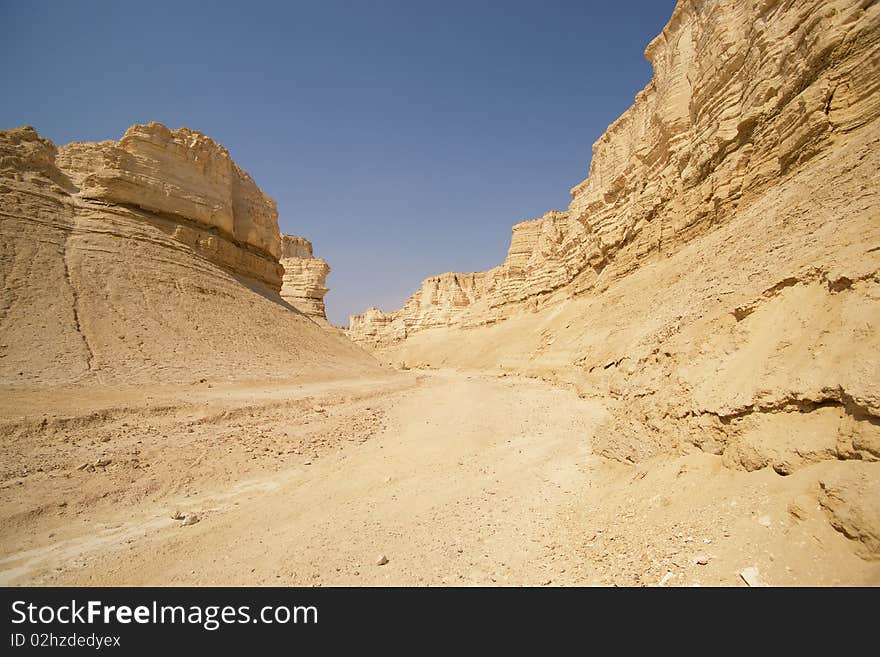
[280,235,331,324]
[348,0,880,559]
[350,0,880,344]
[55,122,283,289]
[0,123,377,385]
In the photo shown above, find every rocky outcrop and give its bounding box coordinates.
[0,124,377,385]
[819,463,880,560]
[349,212,572,341]
[350,0,880,345]
[54,122,283,288]
[280,235,331,324]
[345,0,880,566]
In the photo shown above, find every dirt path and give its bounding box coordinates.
[5,369,877,586]
[0,370,607,586]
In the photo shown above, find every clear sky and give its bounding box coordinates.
[1,0,676,326]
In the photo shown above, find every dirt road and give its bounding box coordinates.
[0,370,607,586]
[3,368,877,586]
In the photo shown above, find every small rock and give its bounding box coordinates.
[740,566,761,587]
[541,579,552,586]
[313,406,326,414]
[170,510,185,520]
[693,554,710,565]
[658,571,674,586]
[303,461,312,466]
[94,458,111,467]
[76,462,89,471]
[757,515,771,527]
[181,514,201,527]
[376,555,389,566]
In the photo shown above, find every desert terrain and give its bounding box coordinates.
[2,369,877,586]
[2,0,879,586]
[2,368,877,586]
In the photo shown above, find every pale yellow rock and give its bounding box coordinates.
[280,235,331,324]
[0,124,377,385]
[1,0,879,587]
[57,122,282,289]
[56,122,282,263]
[281,235,315,260]
[350,0,880,345]
[819,463,880,559]
[348,0,880,503]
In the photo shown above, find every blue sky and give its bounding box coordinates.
[1,0,675,325]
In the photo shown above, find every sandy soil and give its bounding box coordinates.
[2,369,876,586]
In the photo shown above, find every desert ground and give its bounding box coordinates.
[2,0,879,587]
[1,369,876,586]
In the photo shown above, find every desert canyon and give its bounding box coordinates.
[1,0,879,586]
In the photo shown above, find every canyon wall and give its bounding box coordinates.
[0,123,377,385]
[55,122,283,289]
[280,235,331,324]
[346,0,880,559]
[350,0,880,345]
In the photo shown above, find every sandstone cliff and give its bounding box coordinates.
[0,123,377,385]
[348,0,880,559]
[351,0,880,343]
[280,235,331,324]
[54,122,283,289]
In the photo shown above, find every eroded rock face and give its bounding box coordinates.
[0,124,377,385]
[345,0,880,566]
[350,0,880,345]
[55,122,282,286]
[819,463,880,560]
[280,235,331,324]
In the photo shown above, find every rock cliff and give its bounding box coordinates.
[350,0,880,344]
[55,122,283,289]
[280,235,331,324]
[0,123,377,385]
[347,0,880,558]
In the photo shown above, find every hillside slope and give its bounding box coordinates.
[0,123,377,386]
[352,0,879,343]
[347,0,880,564]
